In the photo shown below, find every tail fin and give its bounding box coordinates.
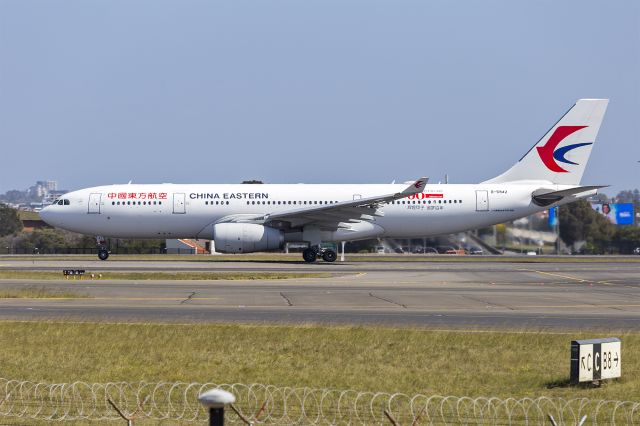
[483,99,609,185]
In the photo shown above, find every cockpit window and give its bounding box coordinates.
[56,199,70,206]
[64,199,70,205]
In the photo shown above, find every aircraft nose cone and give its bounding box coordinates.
[39,206,54,225]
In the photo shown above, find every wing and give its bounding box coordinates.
[215,177,428,230]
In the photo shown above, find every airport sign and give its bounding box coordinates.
[570,337,621,384]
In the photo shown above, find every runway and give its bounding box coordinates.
[0,258,639,329]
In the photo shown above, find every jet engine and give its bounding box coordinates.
[213,223,284,253]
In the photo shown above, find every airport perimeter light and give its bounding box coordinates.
[198,389,236,426]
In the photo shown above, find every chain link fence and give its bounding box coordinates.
[0,378,638,424]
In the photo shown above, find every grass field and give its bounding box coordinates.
[0,321,637,400]
[0,271,332,280]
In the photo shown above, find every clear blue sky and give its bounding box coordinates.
[1,1,638,196]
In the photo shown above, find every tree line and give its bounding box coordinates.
[0,204,164,254]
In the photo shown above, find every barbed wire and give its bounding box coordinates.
[0,378,639,424]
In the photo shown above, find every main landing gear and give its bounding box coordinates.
[96,236,110,261]
[302,247,337,263]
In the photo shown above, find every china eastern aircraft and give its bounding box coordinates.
[40,99,608,262]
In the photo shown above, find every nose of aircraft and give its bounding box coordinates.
[39,206,55,226]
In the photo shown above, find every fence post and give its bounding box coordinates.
[198,389,236,426]
[384,409,400,426]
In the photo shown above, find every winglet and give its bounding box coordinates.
[401,177,428,195]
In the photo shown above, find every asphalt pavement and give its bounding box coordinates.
[0,258,638,329]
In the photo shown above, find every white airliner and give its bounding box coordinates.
[40,99,608,262]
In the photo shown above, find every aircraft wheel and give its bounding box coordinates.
[322,249,337,262]
[98,249,110,261]
[302,248,317,263]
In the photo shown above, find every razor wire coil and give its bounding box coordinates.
[0,378,638,424]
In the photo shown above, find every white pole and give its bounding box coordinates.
[341,241,346,262]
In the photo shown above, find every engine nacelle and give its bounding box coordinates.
[213,223,284,253]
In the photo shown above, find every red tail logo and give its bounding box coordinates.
[536,126,588,173]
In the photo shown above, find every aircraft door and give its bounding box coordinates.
[173,193,186,214]
[476,190,489,211]
[88,193,102,214]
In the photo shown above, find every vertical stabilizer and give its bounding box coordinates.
[483,99,608,185]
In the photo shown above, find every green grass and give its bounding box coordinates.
[0,271,332,280]
[0,287,87,298]
[0,321,637,400]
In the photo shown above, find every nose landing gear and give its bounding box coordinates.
[98,249,109,261]
[96,236,110,261]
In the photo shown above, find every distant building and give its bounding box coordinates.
[28,180,58,199]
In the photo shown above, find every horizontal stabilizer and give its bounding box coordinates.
[532,185,608,207]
